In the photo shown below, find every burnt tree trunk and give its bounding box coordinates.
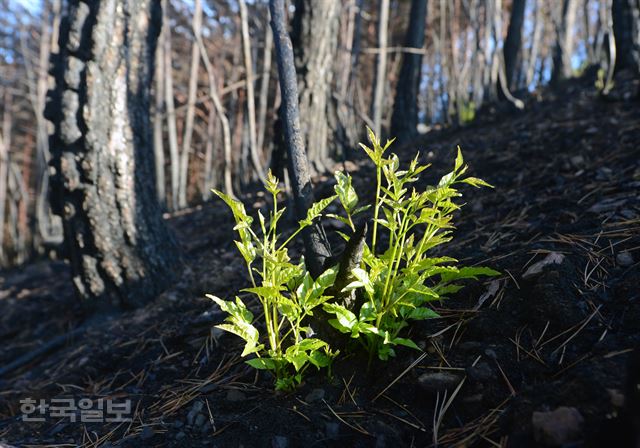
[391,0,427,141]
[612,0,640,73]
[47,0,182,308]
[291,0,341,173]
[551,0,579,84]
[503,0,526,90]
[269,0,332,278]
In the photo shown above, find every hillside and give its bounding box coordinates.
[1,71,639,447]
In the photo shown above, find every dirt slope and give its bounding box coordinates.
[1,71,639,447]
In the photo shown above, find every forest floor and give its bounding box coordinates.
[1,70,639,448]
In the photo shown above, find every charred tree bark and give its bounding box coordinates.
[269,0,332,278]
[372,0,391,137]
[291,0,341,172]
[503,0,526,90]
[178,0,202,209]
[612,0,640,72]
[47,0,182,308]
[391,0,427,141]
[551,0,579,84]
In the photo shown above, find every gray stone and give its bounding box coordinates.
[570,155,585,167]
[532,406,584,446]
[325,422,340,440]
[418,371,462,394]
[140,427,155,440]
[522,253,565,279]
[484,348,498,360]
[305,388,325,403]
[271,435,289,448]
[194,413,207,428]
[175,431,186,440]
[467,361,493,382]
[226,389,246,402]
[617,252,634,267]
[186,400,204,425]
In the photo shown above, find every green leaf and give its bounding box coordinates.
[391,337,421,350]
[407,307,440,320]
[242,285,283,299]
[440,266,501,282]
[285,352,308,371]
[334,171,359,213]
[246,357,277,370]
[437,171,456,188]
[300,195,337,227]
[265,170,281,196]
[350,267,374,296]
[454,146,464,171]
[461,177,494,188]
[213,190,252,226]
[291,338,327,353]
[378,344,396,361]
[216,323,261,356]
[208,295,254,323]
[307,350,331,368]
[323,303,358,330]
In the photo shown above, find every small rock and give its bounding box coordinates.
[607,388,625,408]
[140,427,155,440]
[194,413,207,428]
[271,435,289,448]
[522,253,565,279]
[484,348,498,360]
[617,252,634,267]
[187,400,204,425]
[472,201,483,213]
[467,361,493,382]
[305,388,325,403]
[226,389,246,402]
[325,422,340,440]
[532,406,584,446]
[595,167,613,180]
[175,431,186,440]
[569,155,585,167]
[199,383,218,393]
[173,420,184,429]
[418,371,462,394]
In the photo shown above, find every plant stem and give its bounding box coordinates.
[371,165,382,255]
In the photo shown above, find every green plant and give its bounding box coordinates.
[323,128,499,362]
[207,172,339,390]
[210,128,498,388]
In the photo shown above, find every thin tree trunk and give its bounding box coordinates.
[239,0,264,181]
[612,0,640,72]
[0,90,8,266]
[163,0,180,210]
[193,19,234,196]
[503,0,526,90]
[269,0,332,278]
[153,29,166,206]
[292,0,342,172]
[202,104,215,200]
[372,0,390,137]
[552,0,579,84]
[178,0,202,209]
[391,0,427,141]
[47,0,182,307]
[525,0,543,88]
[256,23,273,156]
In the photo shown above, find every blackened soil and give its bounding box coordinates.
[1,71,639,447]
